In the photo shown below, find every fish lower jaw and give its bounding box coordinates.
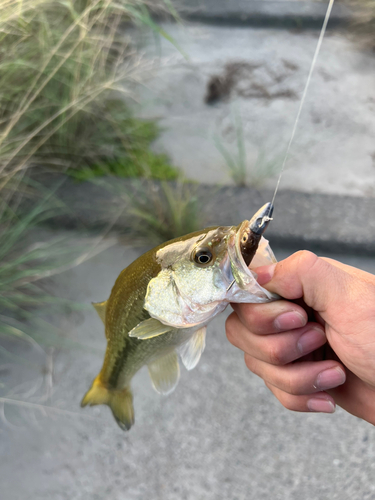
[149,299,228,329]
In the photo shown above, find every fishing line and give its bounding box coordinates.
[270,0,335,208]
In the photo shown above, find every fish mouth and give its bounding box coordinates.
[248,202,274,236]
[227,202,274,287]
[237,202,274,267]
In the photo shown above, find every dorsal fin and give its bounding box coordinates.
[148,351,180,395]
[178,326,207,371]
[92,301,107,324]
[128,318,172,340]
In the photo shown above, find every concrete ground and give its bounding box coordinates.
[1,234,375,500]
[134,23,375,197]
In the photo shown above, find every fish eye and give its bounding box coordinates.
[194,249,213,265]
[242,233,248,243]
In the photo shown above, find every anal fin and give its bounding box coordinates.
[178,326,207,371]
[148,351,180,395]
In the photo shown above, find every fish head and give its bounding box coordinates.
[144,203,279,328]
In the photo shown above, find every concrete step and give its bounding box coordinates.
[172,0,357,29]
[35,175,375,256]
[133,23,375,199]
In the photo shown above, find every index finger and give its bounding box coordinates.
[231,300,308,335]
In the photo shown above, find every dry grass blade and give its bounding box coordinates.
[0,0,179,183]
[215,107,280,187]
[0,0,103,149]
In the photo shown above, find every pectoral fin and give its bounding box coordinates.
[128,318,172,340]
[92,300,107,325]
[148,351,180,395]
[178,326,207,371]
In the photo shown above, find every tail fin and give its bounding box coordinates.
[81,375,134,431]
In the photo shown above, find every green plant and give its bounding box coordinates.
[214,109,279,187]
[351,1,375,51]
[0,180,111,355]
[248,150,281,188]
[120,180,205,245]
[0,0,178,184]
[336,1,375,51]
[215,109,247,187]
[67,118,179,181]
[0,198,69,342]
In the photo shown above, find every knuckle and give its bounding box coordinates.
[266,343,286,366]
[294,251,327,284]
[278,393,296,411]
[278,250,324,304]
[293,250,319,270]
[284,375,303,396]
[264,382,297,411]
[239,304,258,329]
[244,353,257,374]
[264,381,273,392]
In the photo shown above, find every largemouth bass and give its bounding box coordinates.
[81,203,278,430]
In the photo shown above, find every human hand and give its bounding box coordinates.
[226,251,375,425]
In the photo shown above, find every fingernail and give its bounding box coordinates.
[297,328,326,355]
[307,397,336,413]
[274,311,306,330]
[256,264,276,286]
[314,367,346,391]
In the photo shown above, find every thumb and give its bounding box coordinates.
[254,250,347,313]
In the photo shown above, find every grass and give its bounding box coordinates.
[118,180,205,245]
[67,118,179,182]
[0,181,114,422]
[215,109,247,187]
[0,182,78,342]
[0,0,182,343]
[337,0,375,51]
[214,108,280,188]
[0,0,179,184]
[350,1,375,51]
[0,0,191,368]
[0,1,184,414]
[0,177,117,375]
